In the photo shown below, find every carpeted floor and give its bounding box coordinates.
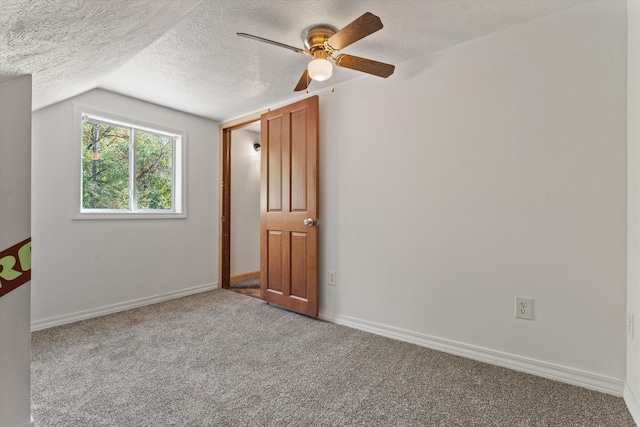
[31,289,636,426]
[229,276,260,289]
[228,287,262,299]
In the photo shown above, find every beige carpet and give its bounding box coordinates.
[31,289,636,426]
[229,276,260,289]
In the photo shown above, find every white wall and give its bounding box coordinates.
[0,74,33,426]
[311,0,628,393]
[230,128,260,276]
[31,89,219,327]
[626,0,640,421]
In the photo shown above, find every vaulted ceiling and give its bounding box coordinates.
[1,0,587,122]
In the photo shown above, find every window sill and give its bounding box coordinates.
[73,211,187,220]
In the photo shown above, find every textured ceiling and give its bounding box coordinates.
[1,0,587,122]
[0,0,201,109]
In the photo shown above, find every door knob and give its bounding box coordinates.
[303,218,314,227]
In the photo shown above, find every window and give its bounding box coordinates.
[75,107,186,219]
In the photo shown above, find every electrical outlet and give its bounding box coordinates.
[515,297,533,320]
[629,313,635,339]
[328,271,336,286]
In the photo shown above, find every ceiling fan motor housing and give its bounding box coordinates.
[302,25,338,55]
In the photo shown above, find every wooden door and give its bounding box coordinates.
[260,96,319,317]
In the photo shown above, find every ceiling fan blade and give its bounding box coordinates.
[334,54,395,78]
[294,69,310,92]
[237,33,306,54]
[326,12,383,51]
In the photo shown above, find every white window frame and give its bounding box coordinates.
[73,105,187,220]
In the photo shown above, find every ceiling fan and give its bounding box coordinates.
[237,12,395,92]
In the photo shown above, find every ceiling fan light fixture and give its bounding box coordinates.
[307,58,332,81]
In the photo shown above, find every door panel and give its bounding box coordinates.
[267,231,283,293]
[267,115,283,212]
[290,232,308,299]
[260,96,319,317]
[291,109,308,212]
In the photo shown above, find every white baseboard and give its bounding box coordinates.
[31,282,218,331]
[624,383,640,425]
[319,312,624,396]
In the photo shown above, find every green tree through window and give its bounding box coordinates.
[135,131,173,210]
[81,115,179,212]
[82,120,130,209]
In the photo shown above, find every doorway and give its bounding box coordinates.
[218,111,267,295]
[229,121,261,298]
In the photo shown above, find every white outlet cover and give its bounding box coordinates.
[515,297,533,320]
[328,271,336,286]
